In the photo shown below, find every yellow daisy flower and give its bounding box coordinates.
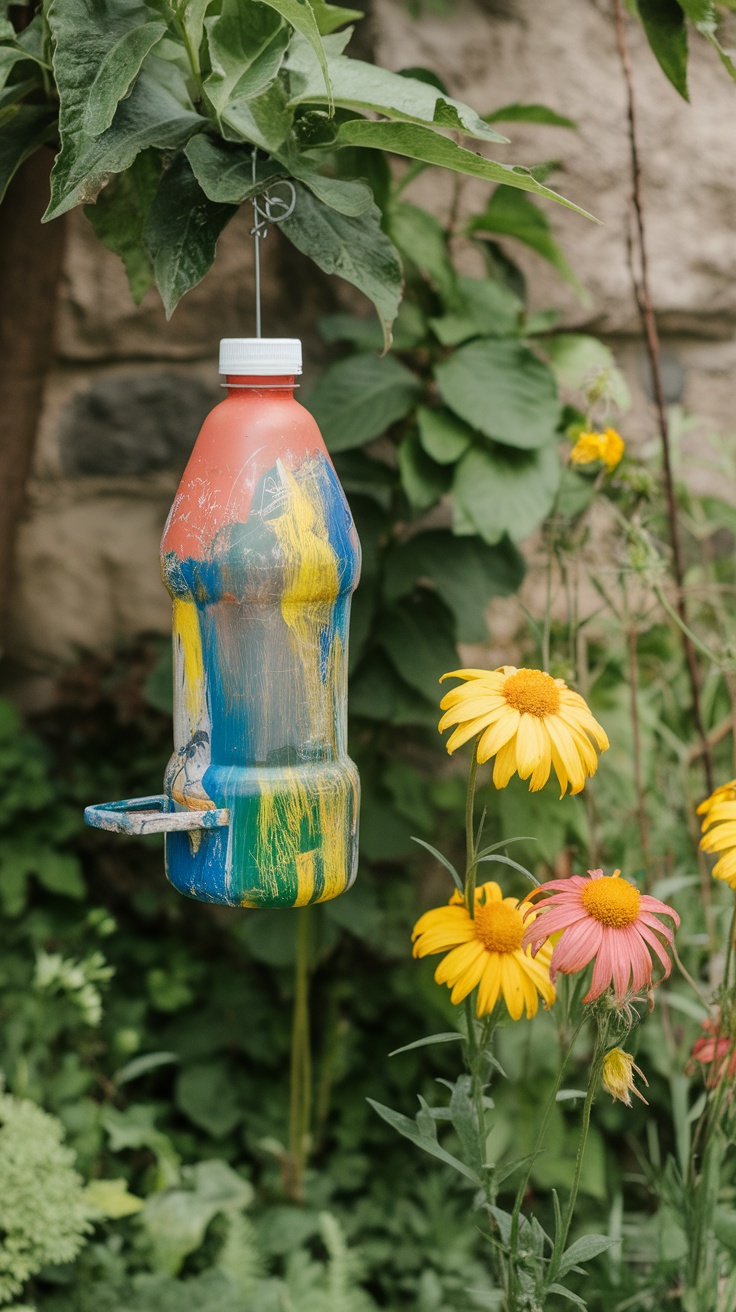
[412,881,556,1020]
[570,427,625,472]
[438,666,609,796]
[602,1048,648,1107]
[699,778,736,889]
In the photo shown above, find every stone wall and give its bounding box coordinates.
[4,0,736,703]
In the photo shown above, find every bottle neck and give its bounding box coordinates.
[224,373,297,392]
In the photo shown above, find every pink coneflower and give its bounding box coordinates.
[522,868,679,1004]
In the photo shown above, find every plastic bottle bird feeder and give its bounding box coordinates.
[85,338,361,909]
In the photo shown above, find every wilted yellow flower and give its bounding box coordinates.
[439,666,609,796]
[412,882,555,1020]
[602,1048,648,1106]
[570,427,625,472]
[698,778,736,889]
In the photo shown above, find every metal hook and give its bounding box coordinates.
[250,147,297,338]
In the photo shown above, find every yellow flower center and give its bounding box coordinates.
[474,900,524,954]
[503,669,561,718]
[581,873,641,927]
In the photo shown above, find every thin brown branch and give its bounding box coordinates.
[612,0,714,796]
[627,627,652,884]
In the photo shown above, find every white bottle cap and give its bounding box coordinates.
[219,337,302,376]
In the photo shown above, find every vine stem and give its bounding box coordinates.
[612,0,713,796]
[546,1019,608,1287]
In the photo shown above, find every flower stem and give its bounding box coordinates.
[546,1018,608,1287]
[723,895,736,993]
[288,906,312,1200]
[465,744,480,917]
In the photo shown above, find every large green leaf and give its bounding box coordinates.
[397,431,451,510]
[185,132,287,202]
[452,442,561,545]
[84,21,167,136]
[141,1159,253,1276]
[305,351,419,451]
[46,70,204,221]
[429,275,522,346]
[85,149,161,303]
[383,529,525,642]
[337,119,596,219]
[287,44,508,143]
[280,184,403,352]
[204,1,286,114]
[468,186,586,297]
[145,154,237,316]
[638,0,689,98]
[387,200,455,301]
[417,407,473,464]
[435,338,560,450]
[258,0,332,108]
[379,590,458,700]
[0,103,56,204]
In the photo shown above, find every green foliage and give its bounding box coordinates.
[634,0,736,95]
[0,1090,96,1303]
[0,0,593,341]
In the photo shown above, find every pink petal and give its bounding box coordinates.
[621,924,652,993]
[551,918,603,973]
[523,905,592,939]
[610,929,632,998]
[638,911,675,943]
[585,932,616,1001]
[528,877,588,898]
[639,895,680,928]
[636,923,673,981]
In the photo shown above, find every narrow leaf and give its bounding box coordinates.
[310,0,363,33]
[84,22,167,136]
[476,854,540,886]
[337,118,597,219]
[281,185,403,352]
[468,186,587,298]
[545,1286,589,1309]
[410,836,463,891]
[638,0,689,98]
[557,1234,619,1278]
[367,1098,481,1183]
[484,102,577,128]
[145,153,236,316]
[389,1033,464,1057]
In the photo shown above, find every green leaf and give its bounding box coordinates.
[35,851,86,899]
[543,333,631,410]
[387,200,455,301]
[259,0,332,108]
[114,1051,179,1085]
[84,21,167,136]
[436,338,560,450]
[557,1233,618,1277]
[676,0,736,81]
[175,1064,243,1140]
[383,529,525,642]
[638,0,689,98]
[389,1033,464,1057]
[417,407,473,464]
[45,71,204,221]
[306,352,418,451]
[468,186,586,297]
[289,163,372,215]
[484,102,577,128]
[141,1159,253,1275]
[288,46,508,143]
[185,132,287,201]
[379,590,458,700]
[145,153,237,316]
[349,651,436,728]
[86,1177,144,1218]
[336,119,597,219]
[204,1,286,114]
[410,837,462,890]
[281,185,403,351]
[85,149,161,303]
[453,443,561,545]
[0,44,39,95]
[310,0,363,33]
[0,103,55,204]
[397,431,451,511]
[545,1285,588,1310]
[430,276,523,346]
[320,299,426,351]
[367,1099,481,1183]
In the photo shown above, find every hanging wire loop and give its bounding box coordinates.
[250,146,297,338]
